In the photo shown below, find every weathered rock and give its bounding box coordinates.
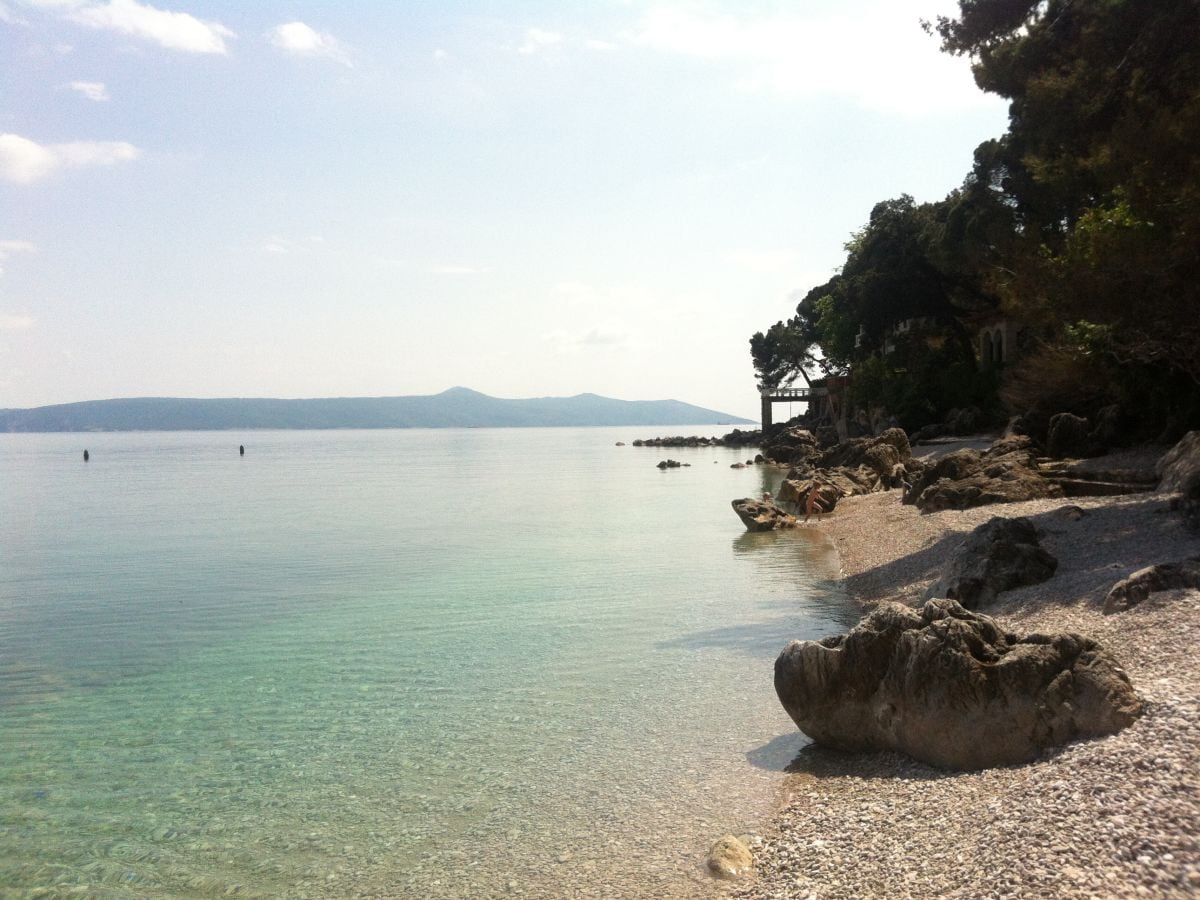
[656,459,682,469]
[985,434,1036,458]
[777,477,843,515]
[706,835,753,880]
[927,517,1058,609]
[815,425,840,449]
[762,426,821,466]
[634,435,723,448]
[1157,431,1200,497]
[774,599,1143,770]
[720,427,762,448]
[731,497,797,531]
[1047,412,1092,458]
[905,446,1063,513]
[1103,559,1200,614]
[816,428,911,471]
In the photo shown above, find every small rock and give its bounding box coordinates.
[707,835,753,880]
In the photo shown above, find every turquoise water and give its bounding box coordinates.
[0,427,854,899]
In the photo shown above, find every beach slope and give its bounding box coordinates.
[738,446,1200,898]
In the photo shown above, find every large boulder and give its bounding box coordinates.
[815,427,911,474]
[1158,432,1200,529]
[731,497,797,532]
[761,426,820,466]
[1103,559,1200,614]
[905,442,1062,513]
[1157,431,1200,497]
[774,599,1142,770]
[927,517,1058,609]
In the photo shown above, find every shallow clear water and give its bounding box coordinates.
[0,427,854,898]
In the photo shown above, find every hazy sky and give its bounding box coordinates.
[1,0,1007,420]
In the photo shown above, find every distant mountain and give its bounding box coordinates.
[0,388,753,432]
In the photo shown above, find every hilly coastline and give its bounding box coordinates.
[0,387,752,432]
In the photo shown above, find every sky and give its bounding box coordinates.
[0,0,1009,421]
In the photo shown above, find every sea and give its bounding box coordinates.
[0,426,857,899]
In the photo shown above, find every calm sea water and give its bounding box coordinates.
[0,427,855,899]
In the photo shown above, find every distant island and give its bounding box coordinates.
[0,387,752,432]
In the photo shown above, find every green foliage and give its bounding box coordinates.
[749,312,820,390]
[750,0,1200,434]
[937,0,1200,386]
[849,347,1000,432]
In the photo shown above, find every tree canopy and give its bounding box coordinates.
[753,0,1200,434]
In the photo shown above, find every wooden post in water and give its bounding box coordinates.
[83,449,89,462]
[239,445,245,456]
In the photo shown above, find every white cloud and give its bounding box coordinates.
[518,27,561,55]
[65,80,109,100]
[0,312,35,331]
[268,21,350,65]
[64,0,233,54]
[0,132,140,183]
[432,47,448,61]
[633,2,994,115]
[0,240,36,275]
[585,39,618,52]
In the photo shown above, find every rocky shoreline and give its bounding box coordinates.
[729,438,1200,899]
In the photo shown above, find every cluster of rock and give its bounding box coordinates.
[902,434,1063,513]
[655,459,691,469]
[774,598,1143,770]
[720,427,764,448]
[773,428,917,515]
[760,424,838,464]
[909,405,989,442]
[908,405,1124,457]
[730,454,766,470]
[631,435,723,447]
[757,430,1200,778]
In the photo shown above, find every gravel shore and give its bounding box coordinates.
[733,445,1200,899]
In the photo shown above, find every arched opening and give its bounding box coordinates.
[994,330,1004,364]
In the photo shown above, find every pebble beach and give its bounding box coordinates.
[731,443,1200,899]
